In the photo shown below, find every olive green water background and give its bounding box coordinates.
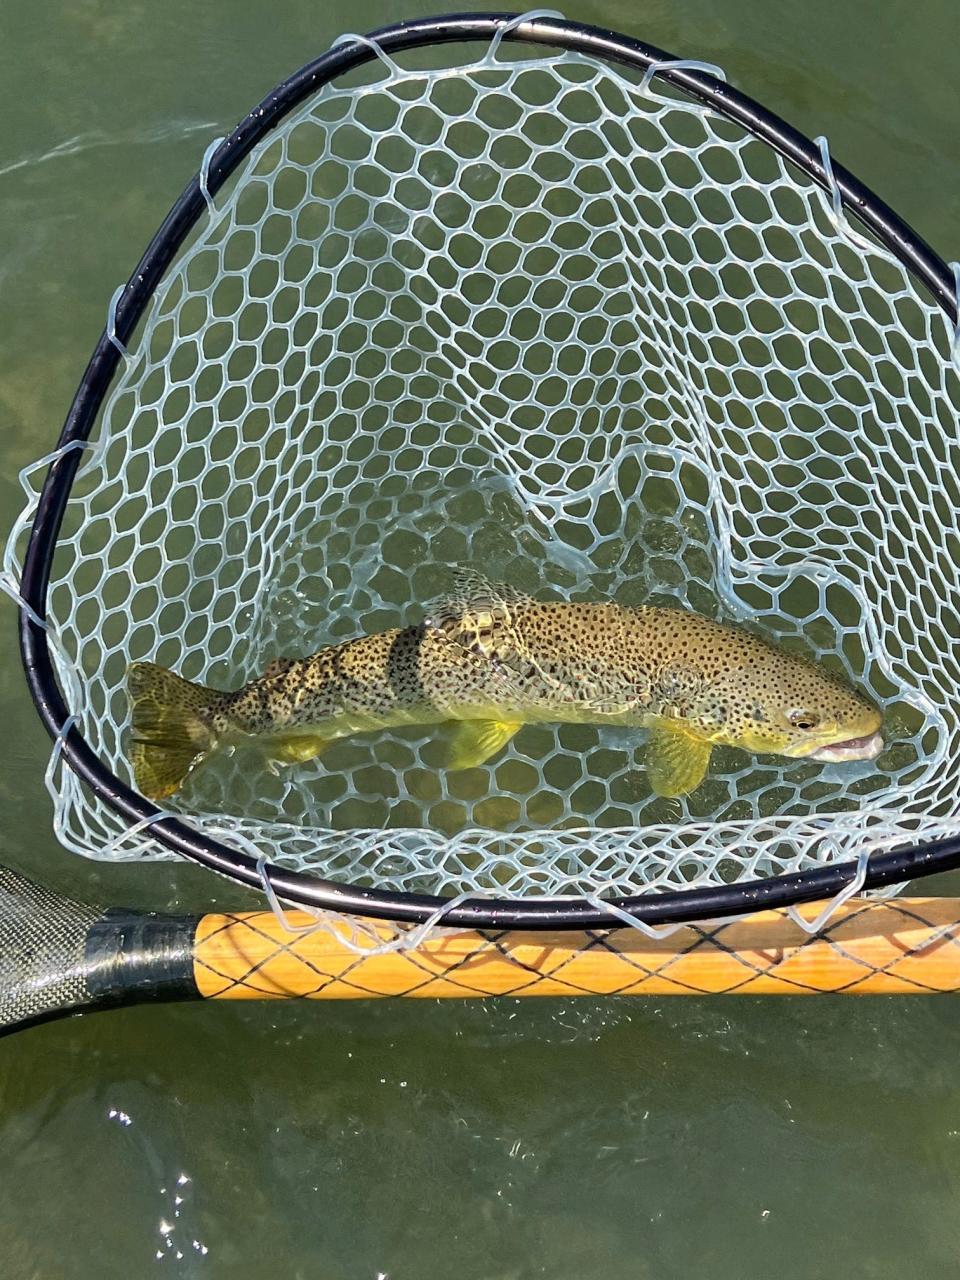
[3,2,960,1276]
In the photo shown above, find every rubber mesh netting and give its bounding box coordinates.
[9,30,960,899]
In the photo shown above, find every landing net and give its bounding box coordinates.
[8,13,960,920]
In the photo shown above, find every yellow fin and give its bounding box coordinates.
[448,719,522,770]
[645,721,712,797]
[268,732,332,766]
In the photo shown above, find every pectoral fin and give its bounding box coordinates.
[268,732,333,766]
[448,719,522,770]
[646,722,712,797]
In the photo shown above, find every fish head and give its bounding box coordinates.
[702,644,884,763]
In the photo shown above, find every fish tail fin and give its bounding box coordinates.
[127,662,221,800]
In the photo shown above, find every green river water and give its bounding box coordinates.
[3,1,960,1276]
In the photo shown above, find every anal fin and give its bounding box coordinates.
[267,732,333,767]
[448,719,522,770]
[645,721,712,797]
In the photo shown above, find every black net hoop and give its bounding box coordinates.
[11,11,960,930]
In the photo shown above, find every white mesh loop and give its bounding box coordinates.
[0,572,46,630]
[198,135,226,216]
[15,437,95,486]
[44,714,79,792]
[583,889,688,940]
[2,439,97,599]
[950,261,960,372]
[255,853,325,937]
[253,849,497,955]
[97,811,174,857]
[814,135,876,253]
[785,846,872,936]
[640,57,726,97]
[105,285,133,364]
[485,11,566,65]
[46,721,80,848]
[329,31,402,79]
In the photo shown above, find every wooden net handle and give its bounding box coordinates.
[193,897,960,999]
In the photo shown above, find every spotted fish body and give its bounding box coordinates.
[127,573,884,801]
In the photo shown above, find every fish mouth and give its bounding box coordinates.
[807,731,884,763]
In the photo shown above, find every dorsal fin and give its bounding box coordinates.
[426,570,529,661]
[432,569,528,619]
[425,570,533,697]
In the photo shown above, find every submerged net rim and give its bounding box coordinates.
[15,10,960,929]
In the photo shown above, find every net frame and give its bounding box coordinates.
[12,10,960,930]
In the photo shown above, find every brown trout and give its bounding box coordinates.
[126,571,883,802]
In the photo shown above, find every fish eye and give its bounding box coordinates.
[788,710,819,731]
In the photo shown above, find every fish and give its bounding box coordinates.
[126,570,884,802]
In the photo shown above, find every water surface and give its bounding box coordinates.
[2,2,960,1276]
